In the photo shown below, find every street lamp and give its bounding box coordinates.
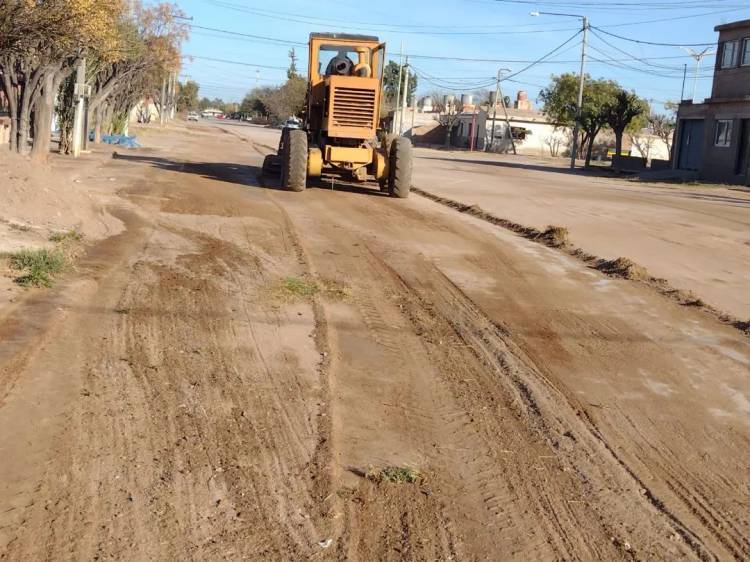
[531,10,589,170]
[681,47,714,103]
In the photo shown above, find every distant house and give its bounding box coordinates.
[452,108,572,157]
[674,19,750,185]
[201,107,223,118]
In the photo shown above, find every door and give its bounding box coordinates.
[735,119,750,179]
[677,119,705,171]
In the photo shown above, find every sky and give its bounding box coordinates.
[173,0,750,113]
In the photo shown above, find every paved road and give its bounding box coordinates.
[413,148,750,320]
[1,121,748,561]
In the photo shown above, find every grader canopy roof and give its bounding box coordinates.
[309,32,379,42]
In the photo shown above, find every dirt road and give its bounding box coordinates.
[1,122,749,561]
[412,149,750,320]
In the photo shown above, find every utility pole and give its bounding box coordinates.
[399,58,409,136]
[498,83,517,155]
[680,63,687,100]
[393,42,404,135]
[571,17,588,169]
[71,58,86,157]
[681,47,714,102]
[489,68,511,151]
[530,11,588,169]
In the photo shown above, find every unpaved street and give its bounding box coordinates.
[413,149,750,320]
[1,122,749,561]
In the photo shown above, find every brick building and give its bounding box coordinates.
[674,19,750,185]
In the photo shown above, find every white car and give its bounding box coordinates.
[187,112,199,122]
[283,116,301,129]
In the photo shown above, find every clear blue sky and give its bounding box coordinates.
[173,0,750,113]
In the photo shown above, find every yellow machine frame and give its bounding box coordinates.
[305,33,387,179]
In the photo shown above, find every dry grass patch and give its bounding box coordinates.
[536,225,570,247]
[366,466,422,484]
[273,275,350,302]
[597,257,650,281]
[3,248,70,287]
[49,228,83,243]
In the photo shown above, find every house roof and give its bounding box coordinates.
[714,19,750,32]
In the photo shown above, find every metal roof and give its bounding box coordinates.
[309,32,380,42]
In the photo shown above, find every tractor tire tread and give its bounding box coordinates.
[389,137,412,198]
[284,129,307,192]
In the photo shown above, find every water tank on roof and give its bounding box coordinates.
[461,94,473,106]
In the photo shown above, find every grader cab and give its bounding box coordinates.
[263,33,412,198]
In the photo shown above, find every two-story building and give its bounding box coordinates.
[674,19,750,185]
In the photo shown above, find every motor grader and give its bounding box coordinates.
[263,33,412,198]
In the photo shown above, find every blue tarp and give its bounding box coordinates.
[88,133,141,148]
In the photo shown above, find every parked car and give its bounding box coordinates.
[283,116,301,129]
[187,111,199,122]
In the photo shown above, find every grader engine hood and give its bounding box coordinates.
[324,75,379,140]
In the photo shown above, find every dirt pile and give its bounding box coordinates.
[0,150,122,250]
[536,225,569,247]
[597,257,650,280]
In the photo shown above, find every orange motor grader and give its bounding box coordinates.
[263,33,412,197]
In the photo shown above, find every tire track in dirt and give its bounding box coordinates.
[1,137,337,560]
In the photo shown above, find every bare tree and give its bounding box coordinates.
[648,113,676,160]
[438,96,463,147]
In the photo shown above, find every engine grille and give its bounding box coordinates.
[331,86,376,129]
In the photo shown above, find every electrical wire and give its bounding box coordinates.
[182,55,292,71]
[592,26,716,47]
[500,30,583,82]
[186,23,306,46]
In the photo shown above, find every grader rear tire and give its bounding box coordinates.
[283,129,307,192]
[389,137,412,199]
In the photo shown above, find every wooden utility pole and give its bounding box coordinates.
[71,58,86,157]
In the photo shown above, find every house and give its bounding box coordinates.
[452,107,572,157]
[674,19,750,185]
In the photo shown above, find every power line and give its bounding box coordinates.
[501,30,583,82]
[185,23,306,46]
[592,26,716,47]
[599,6,750,28]
[182,55,294,71]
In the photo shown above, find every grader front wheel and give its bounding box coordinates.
[283,129,308,192]
[389,137,412,198]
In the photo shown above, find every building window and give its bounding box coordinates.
[715,119,733,147]
[720,40,739,68]
[742,38,750,66]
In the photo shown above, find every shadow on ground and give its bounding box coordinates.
[113,152,390,198]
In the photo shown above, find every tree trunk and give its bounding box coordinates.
[613,129,624,171]
[584,128,600,167]
[30,73,55,161]
[18,93,31,154]
[0,69,18,152]
[93,104,103,143]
